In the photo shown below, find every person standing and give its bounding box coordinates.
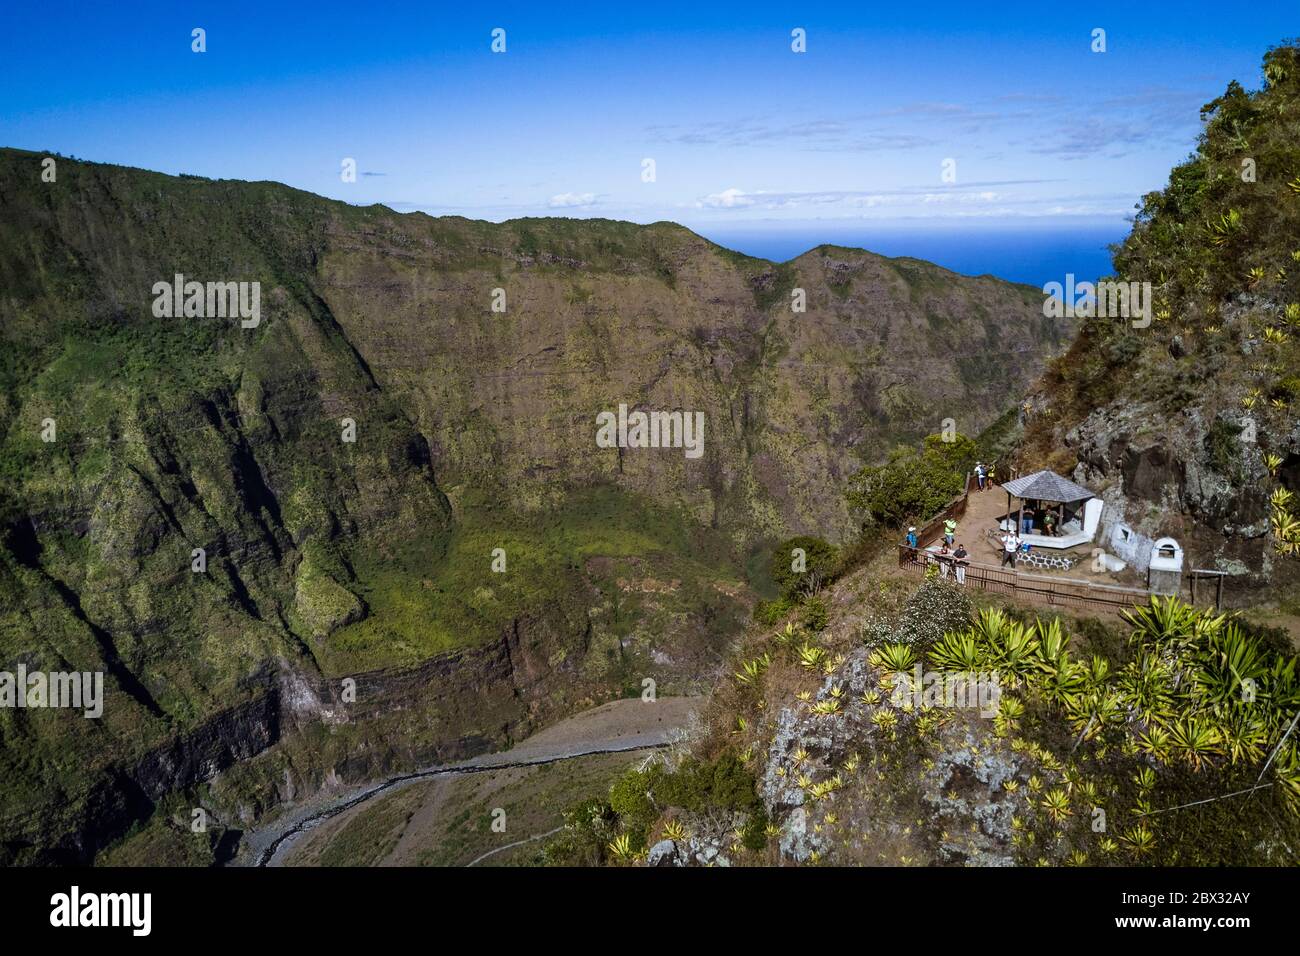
[975,462,986,491]
[1021,503,1035,535]
[1001,529,1019,568]
[943,518,957,547]
[905,526,918,550]
[937,543,952,578]
[953,543,969,585]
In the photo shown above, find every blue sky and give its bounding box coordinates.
[0,2,1293,249]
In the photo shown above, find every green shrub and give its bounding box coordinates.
[846,433,977,527]
[657,752,761,814]
[802,596,830,631]
[608,769,659,835]
[770,535,840,598]
[1204,417,1244,480]
[754,597,795,625]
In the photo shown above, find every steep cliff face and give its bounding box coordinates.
[1018,42,1300,588]
[0,148,1067,861]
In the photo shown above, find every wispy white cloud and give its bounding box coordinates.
[548,191,598,208]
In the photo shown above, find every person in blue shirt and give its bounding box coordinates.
[905,526,918,550]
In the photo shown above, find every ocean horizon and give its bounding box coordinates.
[695,223,1129,290]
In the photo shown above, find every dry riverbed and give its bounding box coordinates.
[240,695,703,867]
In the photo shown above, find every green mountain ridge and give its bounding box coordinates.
[0,146,1067,862]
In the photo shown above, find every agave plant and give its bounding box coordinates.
[870,708,899,732]
[1221,709,1270,763]
[1120,824,1156,856]
[1134,766,1157,793]
[1039,655,1088,709]
[1125,596,1201,645]
[735,652,772,685]
[797,642,826,669]
[1167,715,1224,771]
[1275,742,1300,814]
[1041,788,1072,823]
[994,695,1026,736]
[869,641,917,674]
[1194,624,1268,709]
[929,631,985,671]
[1119,649,1179,724]
[1208,208,1242,245]
[1136,725,1173,764]
[810,698,842,716]
[607,832,638,863]
[990,620,1041,677]
[1266,452,1285,476]
[661,819,688,843]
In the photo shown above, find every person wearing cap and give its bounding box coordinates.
[905,526,918,550]
[1000,528,1019,568]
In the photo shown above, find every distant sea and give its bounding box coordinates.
[695,223,1129,290]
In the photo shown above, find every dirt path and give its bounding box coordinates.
[241,695,702,867]
[465,826,565,867]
